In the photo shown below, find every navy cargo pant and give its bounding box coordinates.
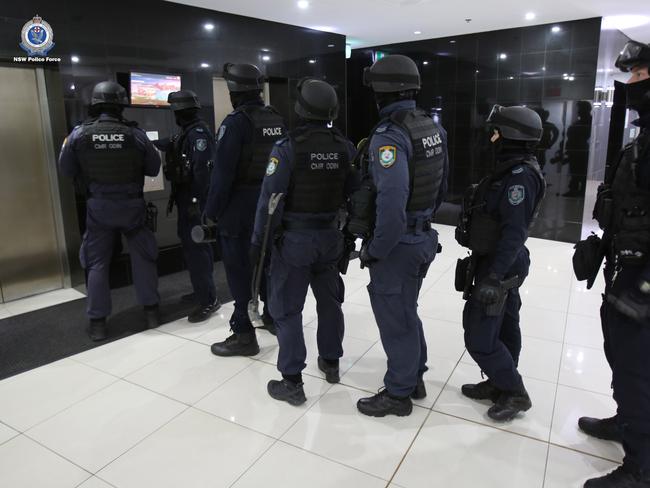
[80,198,159,319]
[368,230,438,398]
[176,198,216,307]
[462,249,530,392]
[268,229,345,375]
[603,265,650,472]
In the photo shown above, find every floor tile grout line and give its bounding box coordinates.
[19,431,95,478]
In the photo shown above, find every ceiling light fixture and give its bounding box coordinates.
[414,31,422,35]
[297,0,309,9]
[423,61,429,65]
[328,44,335,48]
[551,26,561,33]
[525,12,536,21]
[450,40,456,44]
[262,55,270,61]
[499,53,507,60]
[70,84,75,90]
[200,62,210,68]
[204,23,214,31]
[71,55,80,63]
[309,59,316,64]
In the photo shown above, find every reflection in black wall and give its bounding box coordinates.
[1,1,346,285]
[347,18,601,243]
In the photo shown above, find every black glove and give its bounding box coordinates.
[610,282,650,323]
[359,243,378,269]
[249,244,262,268]
[475,273,503,305]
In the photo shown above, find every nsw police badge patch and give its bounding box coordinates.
[507,185,525,206]
[379,145,396,168]
[266,157,279,176]
[195,139,207,152]
[217,125,227,142]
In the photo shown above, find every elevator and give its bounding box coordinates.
[0,66,67,303]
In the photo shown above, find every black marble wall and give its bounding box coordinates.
[1,1,346,286]
[347,18,602,243]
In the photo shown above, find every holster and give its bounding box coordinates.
[593,184,613,230]
[347,179,376,239]
[573,233,605,290]
[485,275,520,317]
[455,256,471,293]
[338,235,357,275]
[145,202,158,233]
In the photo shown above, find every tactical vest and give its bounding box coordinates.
[76,118,143,185]
[456,157,546,255]
[164,121,210,185]
[235,105,286,186]
[594,130,650,264]
[284,127,351,214]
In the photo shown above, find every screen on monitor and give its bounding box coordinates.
[130,72,181,106]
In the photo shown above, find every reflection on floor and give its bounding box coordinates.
[0,225,619,488]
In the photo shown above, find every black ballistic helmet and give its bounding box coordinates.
[363,54,421,93]
[223,63,265,92]
[91,81,129,106]
[167,90,201,111]
[615,41,650,72]
[295,78,339,121]
[487,105,543,142]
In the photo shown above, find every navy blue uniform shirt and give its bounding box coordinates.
[252,123,359,246]
[58,114,161,194]
[367,99,449,259]
[484,156,544,279]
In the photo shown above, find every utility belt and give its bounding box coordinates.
[406,219,432,234]
[282,219,338,231]
[87,191,143,200]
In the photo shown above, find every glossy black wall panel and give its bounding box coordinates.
[347,18,602,243]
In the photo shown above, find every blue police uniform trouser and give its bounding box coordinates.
[603,265,650,472]
[268,229,345,375]
[176,199,216,307]
[462,250,530,392]
[80,198,159,319]
[367,230,438,398]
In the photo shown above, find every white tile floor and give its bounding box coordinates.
[0,225,622,488]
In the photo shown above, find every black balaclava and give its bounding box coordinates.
[490,129,536,171]
[174,107,200,128]
[229,90,262,109]
[88,103,123,119]
[626,75,650,117]
[374,90,417,111]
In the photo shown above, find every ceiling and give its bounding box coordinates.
[168,0,650,47]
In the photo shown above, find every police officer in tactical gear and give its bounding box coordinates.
[58,81,162,341]
[455,105,546,422]
[350,54,449,417]
[205,63,286,356]
[576,40,650,488]
[251,78,358,405]
[153,90,220,323]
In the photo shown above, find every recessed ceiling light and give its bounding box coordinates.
[262,55,270,61]
[71,55,80,63]
[423,61,429,65]
[200,62,210,68]
[70,84,75,90]
[309,59,316,64]
[551,26,561,33]
[414,30,422,35]
[297,0,309,9]
[328,44,335,48]
[525,12,536,21]
[450,40,456,44]
[508,76,514,80]
[602,15,650,30]
[542,66,546,71]
[204,23,214,31]
[499,53,507,60]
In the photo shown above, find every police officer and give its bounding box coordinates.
[350,55,449,417]
[577,41,650,488]
[206,63,286,356]
[58,81,161,341]
[456,105,546,422]
[152,90,220,322]
[252,79,358,405]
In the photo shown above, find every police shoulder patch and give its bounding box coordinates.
[266,157,279,176]
[507,185,526,206]
[511,166,524,175]
[195,127,204,133]
[195,138,207,152]
[378,145,397,168]
[217,125,227,141]
[375,126,388,134]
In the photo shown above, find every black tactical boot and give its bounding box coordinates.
[317,357,340,384]
[267,379,307,406]
[144,305,160,329]
[579,416,623,443]
[487,388,532,422]
[585,465,650,487]
[258,312,277,336]
[188,299,221,324]
[211,332,260,357]
[87,318,107,342]
[357,389,413,417]
[411,376,427,400]
[462,380,501,403]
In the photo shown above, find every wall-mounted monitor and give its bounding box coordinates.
[130,72,181,107]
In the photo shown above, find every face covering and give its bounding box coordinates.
[626,76,650,115]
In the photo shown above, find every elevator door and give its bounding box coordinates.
[0,66,64,302]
